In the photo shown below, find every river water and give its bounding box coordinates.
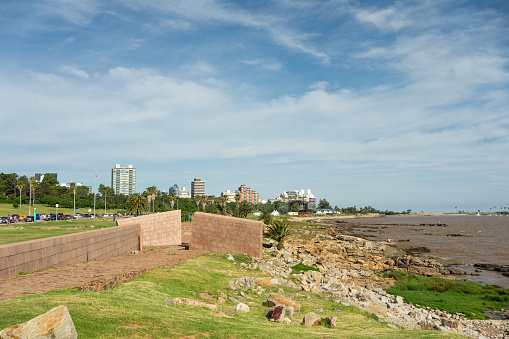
[345,215,509,288]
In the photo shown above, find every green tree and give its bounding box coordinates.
[218,195,228,215]
[125,194,149,216]
[264,220,292,250]
[235,193,241,214]
[291,203,300,212]
[238,200,252,218]
[99,184,114,214]
[318,199,331,210]
[258,210,274,225]
[16,181,24,208]
[168,193,177,209]
[144,186,157,213]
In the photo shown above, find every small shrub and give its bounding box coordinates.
[291,263,319,275]
[232,254,252,264]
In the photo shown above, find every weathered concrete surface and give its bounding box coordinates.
[0,305,77,339]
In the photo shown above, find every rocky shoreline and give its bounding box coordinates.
[248,221,509,338]
[303,217,509,285]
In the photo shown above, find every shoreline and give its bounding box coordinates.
[295,215,509,289]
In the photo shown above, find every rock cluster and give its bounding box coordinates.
[238,234,508,338]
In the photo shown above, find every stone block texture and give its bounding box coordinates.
[0,225,140,279]
[116,210,181,247]
[190,212,263,258]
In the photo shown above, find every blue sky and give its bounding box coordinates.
[1,0,508,213]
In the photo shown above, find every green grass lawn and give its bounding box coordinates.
[0,219,117,245]
[0,253,459,338]
[385,270,509,319]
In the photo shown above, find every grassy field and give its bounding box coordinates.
[0,253,459,338]
[0,219,117,245]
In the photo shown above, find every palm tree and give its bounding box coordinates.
[258,210,273,225]
[126,194,149,216]
[73,186,77,216]
[29,177,37,216]
[239,201,252,218]
[145,186,157,213]
[194,195,201,211]
[218,195,228,215]
[264,220,292,250]
[235,193,241,214]
[168,193,177,209]
[16,182,23,208]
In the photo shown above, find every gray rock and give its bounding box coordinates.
[303,312,321,327]
[0,305,77,339]
[325,316,337,328]
[285,306,295,319]
[234,302,250,313]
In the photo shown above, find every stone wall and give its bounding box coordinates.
[116,210,181,247]
[190,212,263,258]
[0,225,140,279]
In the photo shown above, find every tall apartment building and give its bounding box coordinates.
[238,184,259,204]
[111,164,136,195]
[191,178,205,198]
[169,184,179,197]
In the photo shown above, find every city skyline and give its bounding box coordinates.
[1,1,508,213]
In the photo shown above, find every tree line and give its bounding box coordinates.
[0,172,409,217]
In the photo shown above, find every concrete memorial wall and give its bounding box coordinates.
[116,210,181,247]
[190,212,263,258]
[0,225,140,279]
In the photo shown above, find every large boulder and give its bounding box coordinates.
[266,294,301,312]
[0,305,77,339]
[303,312,321,327]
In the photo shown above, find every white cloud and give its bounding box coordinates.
[60,65,89,79]
[120,0,330,63]
[356,6,411,31]
[128,38,144,50]
[161,19,193,30]
[39,0,100,26]
[183,62,217,76]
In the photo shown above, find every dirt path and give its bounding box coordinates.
[0,245,205,303]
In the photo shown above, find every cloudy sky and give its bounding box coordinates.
[1,0,508,212]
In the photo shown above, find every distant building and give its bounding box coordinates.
[179,187,191,199]
[238,184,259,204]
[191,178,205,199]
[111,164,136,195]
[221,189,236,202]
[34,173,57,183]
[169,184,179,197]
[277,189,316,212]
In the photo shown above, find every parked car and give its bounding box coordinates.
[25,216,34,222]
[0,217,9,224]
[64,215,73,220]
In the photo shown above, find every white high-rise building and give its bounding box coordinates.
[191,178,205,198]
[111,164,136,195]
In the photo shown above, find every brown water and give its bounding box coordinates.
[347,215,509,288]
